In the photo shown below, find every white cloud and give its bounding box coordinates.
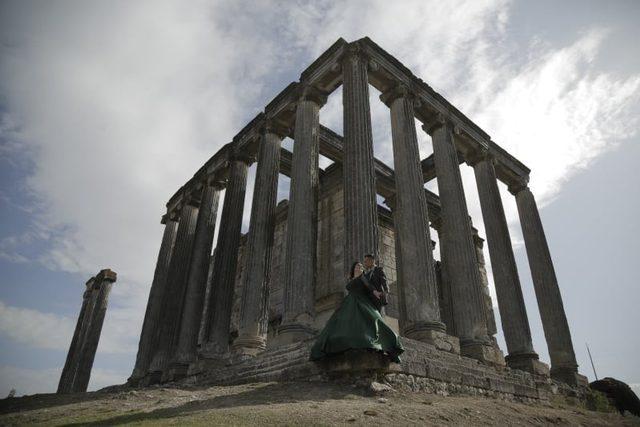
[1,0,639,383]
[0,300,136,354]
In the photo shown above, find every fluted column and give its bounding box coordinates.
[425,117,495,363]
[201,154,251,357]
[342,42,379,270]
[279,84,326,343]
[169,180,223,375]
[57,279,94,394]
[511,182,582,384]
[148,203,199,380]
[472,155,541,373]
[234,122,285,354]
[380,85,446,343]
[128,215,178,384]
[72,269,117,392]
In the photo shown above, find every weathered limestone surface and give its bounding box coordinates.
[132,37,586,390]
[201,156,250,357]
[342,44,379,268]
[428,120,495,363]
[428,122,488,341]
[473,157,540,372]
[170,183,222,374]
[381,84,446,343]
[234,126,283,354]
[128,218,178,384]
[72,269,117,393]
[513,184,581,384]
[57,279,94,394]
[279,89,325,343]
[149,204,198,378]
[188,337,548,401]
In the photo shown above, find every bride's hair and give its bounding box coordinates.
[349,261,361,279]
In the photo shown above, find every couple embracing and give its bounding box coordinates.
[310,254,404,363]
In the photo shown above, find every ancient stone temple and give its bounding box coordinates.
[57,269,117,394]
[128,37,587,397]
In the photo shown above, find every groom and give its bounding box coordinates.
[362,254,389,313]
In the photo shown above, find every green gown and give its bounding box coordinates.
[309,275,404,363]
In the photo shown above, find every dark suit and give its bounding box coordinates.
[362,265,388,311]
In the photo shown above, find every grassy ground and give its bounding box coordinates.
[1,380,639,426]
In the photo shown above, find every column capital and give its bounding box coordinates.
[85,277,96,291]
[204,175,226,190]
[422,112,455,135]
[295,83,328,108]
[379,83,415,108]
[162,209,180,224]
[95,268,117,283]
[184,191,202,208]
[465,147,493,167]
[229,150,255,166]
[339,41,370,65]
[260,118,290,139]
[507,178,530,196]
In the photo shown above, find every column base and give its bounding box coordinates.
[276,322,316,345]
[231,334,267,357]
[126,373,144,387]
[506,352,549,376]
[461,339,505,366]
[145,370,163,385]
[551,366,588,387]
[162,362,190,382]
[402,322,460,354]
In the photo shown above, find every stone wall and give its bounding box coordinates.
[207,163,408,350]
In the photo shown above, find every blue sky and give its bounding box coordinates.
[1,0,639,396]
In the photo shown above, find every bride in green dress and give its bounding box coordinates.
[309,261,404,363]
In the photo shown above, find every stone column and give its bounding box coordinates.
[425,117,496,363]
[234,122,285,355]
[128,215,178,385]
[278,84,326,343]
[511,182,583,384]
[201,153,251,357]
[148,202,199,381]
[57,278,94,394]
[380,85,447,343]
[471,156,545,374]
[169,180,223,377]
[431,217,456,337]
[72,269,117,393]
[342,42,379,270]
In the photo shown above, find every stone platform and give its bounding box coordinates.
[179,336,577,401]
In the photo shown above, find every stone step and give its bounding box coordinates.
[234,352,311,377]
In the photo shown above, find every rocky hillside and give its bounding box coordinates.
[1,379,639,426]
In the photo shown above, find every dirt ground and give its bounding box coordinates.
[1,380,639,426]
